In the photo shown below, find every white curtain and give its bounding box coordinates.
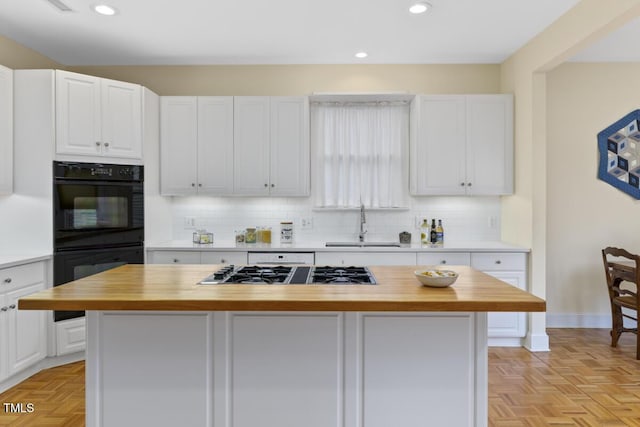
[311,102,408,208]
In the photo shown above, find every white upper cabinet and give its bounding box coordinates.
[56,70,142,160]
[0,65,13,195]
[270,97,310,196]
[160,96,234,196]
[410,94,513,196]
[160,95,310,197]
[233,97,271,195]
[233,96,310,196]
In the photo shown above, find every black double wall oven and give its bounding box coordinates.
[53,161,144,322]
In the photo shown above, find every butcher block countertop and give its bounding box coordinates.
[18,264,545,312]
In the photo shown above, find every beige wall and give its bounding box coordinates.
[0,34,60,69]
[546,63,640,318]
[500,0,640,336]
[68,64,500,96]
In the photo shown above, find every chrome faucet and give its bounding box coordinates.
[358,203,367,242]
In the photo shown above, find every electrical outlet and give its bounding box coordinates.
[184,216,196,229]
[300,217,314,230]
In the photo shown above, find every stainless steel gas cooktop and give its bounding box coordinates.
[199,265,377,285]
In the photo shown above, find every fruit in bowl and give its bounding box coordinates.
[414,269,458,287]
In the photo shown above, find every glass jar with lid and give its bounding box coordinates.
[245,227,257,244]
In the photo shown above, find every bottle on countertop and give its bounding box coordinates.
[420,219,429,245]
[430,219,437,244]
[436,219,444,245]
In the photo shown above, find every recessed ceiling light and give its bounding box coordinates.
[93,4,117,16]
[355,52,368,59]
[409,1,431,14]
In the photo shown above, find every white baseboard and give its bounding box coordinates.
[0,351,85,394]
[488,337,523,347]
[546,313,612,328]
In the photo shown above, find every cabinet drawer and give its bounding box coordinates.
[0,261,46,291]
[471,252,526,271]
[201,251,247,265]
[417,252,470,266]
[150,251,201,264]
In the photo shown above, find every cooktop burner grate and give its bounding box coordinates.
[199,265,376,285]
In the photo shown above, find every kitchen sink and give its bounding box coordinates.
[325,241,402,248]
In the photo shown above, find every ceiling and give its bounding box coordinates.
[0,0,586,66]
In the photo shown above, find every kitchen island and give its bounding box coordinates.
[19,264,544,427]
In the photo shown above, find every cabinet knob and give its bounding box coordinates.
[264,183,268,187]
[271,184,275,188]
[460,182,465,186]
[104,142,110,148]
[0,307,7,312]
[221,259,226,264]
[95,141,101,146]
[467,182,472,187]
[495,260,502,264]
[441,260,447,264]
[3,278,11,284]
[8,304,15,310]
[191,183,196,187]
[198,183,202,187]
[173,259,179,263]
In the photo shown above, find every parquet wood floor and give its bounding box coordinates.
[1,329,640,426]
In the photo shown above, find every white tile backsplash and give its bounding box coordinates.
[167,195,501,244]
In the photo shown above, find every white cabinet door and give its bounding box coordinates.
[466,95,513,195]
[160,97,198,195]
[233,96,271,195]
[270,97,310,196]
[56,70,142,160]
[6,282,47,376]
[410,95,466,195]
[0,261,47,380]
[200,251,247,265]
[410,94,513,196]
[315,252,416,266]
[471,252,527,341]
[0,65,12,195]
[484,271,527,338]
[100,78,142,159]
[198,97,234,195]
[56,70,102,156]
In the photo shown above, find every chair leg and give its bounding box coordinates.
[611,305,623,347]
[636,333,640,360]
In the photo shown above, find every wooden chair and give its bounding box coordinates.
[602,247,640,359]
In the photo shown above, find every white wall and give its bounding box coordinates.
[162,196,502,245]
[546,62,640,327]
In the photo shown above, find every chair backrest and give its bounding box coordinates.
[602,246,640,296]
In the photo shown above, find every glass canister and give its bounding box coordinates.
[235,230,245,246]
[280,221,293,244]
[261,227,272,245]
[245,227,257,244]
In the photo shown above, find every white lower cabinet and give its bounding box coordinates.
[148,250,202,264]
[0,261,47,382]
[315,252,416,266]
[55,317,86,356]
[417,252,471,266]
[418,251,528,345]
[147,250,247,265]
[201,251,247,265]
[88,310,486,427]
[471,252,528,345]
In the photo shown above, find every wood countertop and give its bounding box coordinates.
[18,264,545,312]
